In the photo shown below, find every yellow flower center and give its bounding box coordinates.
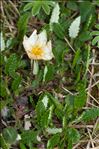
[31,45,44,56]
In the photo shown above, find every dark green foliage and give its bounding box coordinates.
[2,127,17,144]
[67,128,80,144]
[81,108,99,122]
[21,130,38,144]
[18,12,30,40]
[11,75,22,91]
[79,2,95,22]
[32,1,42,16]
[67,1,78,11]
[0,80,7,97]
[53,23,65,39]
[47,133,60,149]
[5,54,20,77]
[53,40,66,63]
[1,1,98,149]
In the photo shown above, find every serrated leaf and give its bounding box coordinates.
[69,16,81,38]
[95,24,99,30]
[2,127,17,144]
[40,110,49,128]
[67,128,80,143]
[47,134,60,149]
[50,3,60,23]
[23,2,33,11]
[81,108,99,122]
[53,23,65,39]
[0,83,7,97]
[92,36,99,47]
[32,1,41,16]
[79,2,95,22]
[74,82,87,109]
[5,54,19,77]
[47,93,63,112]
[42,2,50,15]
[43,64,54,82]
[18,12,30,40]
[53,40,66,63]
[67,1,78,11]
[0,134,9,149]
[36,100,45,126]
[72,49,80,69]
[11,75,22,91]
[21,130,38,144]
[91,31,99,36]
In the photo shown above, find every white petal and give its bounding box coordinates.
[23,35,32,51]
[23,30,38,52]
[28,29,38,47]
[42,40,54,60]
[37,30,47,46]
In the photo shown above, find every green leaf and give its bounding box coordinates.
[0,134,9,149]
[91,31,99,36]
[23,2,33,11]
[47,92,63,114]
[36,100,45,126]
[53,23,65,39]
[72,49,80,69]
[79,31,92,42]
[95,24,99,30]
[40,110,49,128]
[42,2,50,15]
[53,40,66,63]
[92,36,99,46]
[20,143,27,149]
[47,134,60,149]
[67,1,78,11]
[81,108,99,122]
[74,82,87,109]
[0,81,7,97]
[79,2,95,22]
[21,130,38,144]
[44,64,55,82]
[2,127,17,144]
[5,54,19,77]
[36,99,50,128]
[67,128,80,144]
[18,12,30,40]
[32,1,41,16]
[11,75,22,91]
[84,45,91,77]
[0,54,5,65]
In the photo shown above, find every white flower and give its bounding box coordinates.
[23,30,54,60]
